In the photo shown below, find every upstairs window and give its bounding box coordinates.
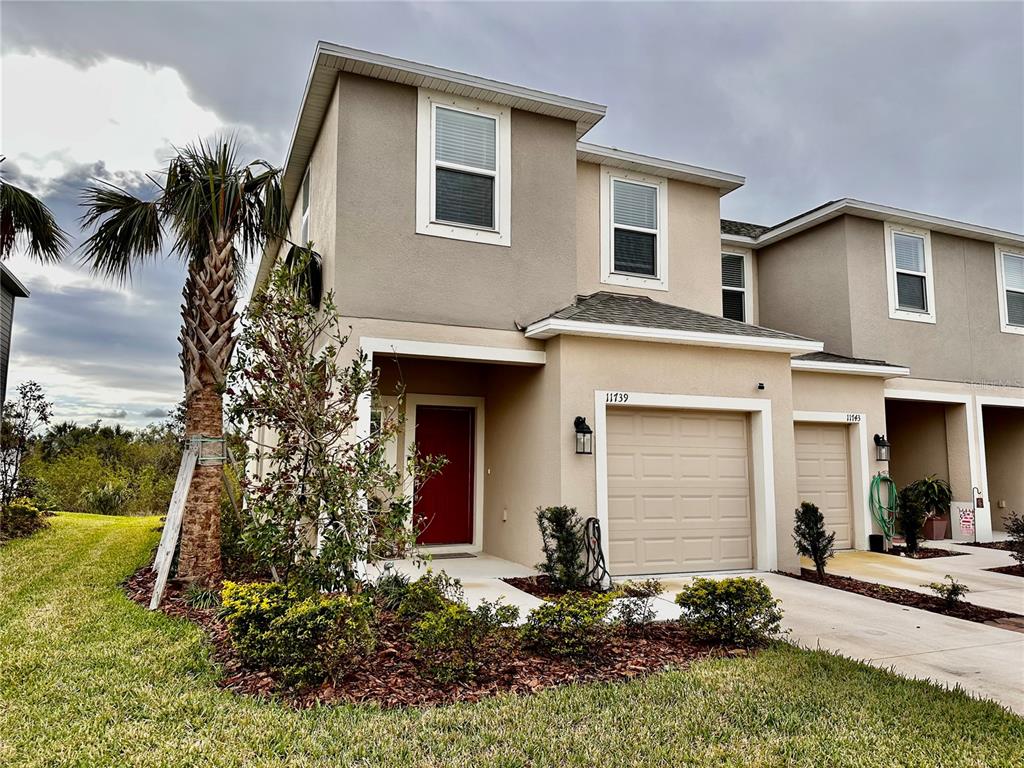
[299,167,310,244]
[721,253,747,322]
[416,90,511,246]
[884,222,935,323]
[997,246,1024,335]
[600,168,668,290]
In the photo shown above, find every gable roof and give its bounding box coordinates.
[525,291,822,354]
[722,198,1024,249]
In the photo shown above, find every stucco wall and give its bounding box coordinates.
[576,161,724,315]
[756,218,854,354]
[332,72,578,330]
[884,400,952,489]
[982,405,1024,531]
[845,218,1024,386]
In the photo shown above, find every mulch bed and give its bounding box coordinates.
[882,545,967,559]
[780,568,1023,626]
[959,541,1014,552]
[986,564,1024,578]
[501,575,600,600]
[124,566,724,709]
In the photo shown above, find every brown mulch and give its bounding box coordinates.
[780,568,1023,626]
[959,541,1014,552]
[986,564,1024,578]
[124,566,723,709]
[500,575,600,600]
[882,545,967,559]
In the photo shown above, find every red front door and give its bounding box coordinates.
[414,405,475,546]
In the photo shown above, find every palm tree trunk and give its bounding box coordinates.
[175,237,238,585]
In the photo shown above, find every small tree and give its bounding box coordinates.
[909,475,953,521]
[535,505,586,591]
[793,501,835,580]
[226,253,442,592]
[1005,512,1024,568]
[896,485,928,555]
[0,381,52,506]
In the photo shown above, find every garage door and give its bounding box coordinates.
[794,423,853,549]
[606,408,753,575]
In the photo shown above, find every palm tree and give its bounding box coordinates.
[0,157,69,261]
[79,139,288,584]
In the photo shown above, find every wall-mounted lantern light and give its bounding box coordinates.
[574,416,593,455]
[873,434,891,462]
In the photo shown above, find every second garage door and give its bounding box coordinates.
[606,408,753,575]
[794,423,853,549]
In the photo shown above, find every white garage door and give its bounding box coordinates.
[794,423,853,549]
[606,408,753,575]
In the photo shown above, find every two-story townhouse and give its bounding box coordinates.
[722,201,1024,538]
[254,42,1020,581]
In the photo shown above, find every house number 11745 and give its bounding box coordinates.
[606,392,630,403]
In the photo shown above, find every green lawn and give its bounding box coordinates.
[1,514,1022,767]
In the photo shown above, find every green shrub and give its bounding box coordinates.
[410,599,520,683]
[219,581,375,684]
[521,592,614,657]
[80,480,132,515]
[674,577,783,647]
[1005,512,1024,567]
[896,487,929,555]
[396,570,464,622]
[536,506,587,591]
[0,498,49,541]
[371,568,412,612]
[793,501,836,579]
[183,582,221,610]
[923,575,970,606]
[612,579,663,629]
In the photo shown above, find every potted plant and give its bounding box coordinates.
[910,475,953,541]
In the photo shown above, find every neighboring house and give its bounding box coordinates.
[254,42,1023,578]
[1,262,30,406]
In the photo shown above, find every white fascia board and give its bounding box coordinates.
[750,199,1024,250]
[524,318,823,354]
[361,337,546,366]
[791,359,910,378]
[721,234,758,248]
[577,142,745,195]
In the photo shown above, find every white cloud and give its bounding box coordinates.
[1,52,223,184]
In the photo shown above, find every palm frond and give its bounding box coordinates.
[0,177,69,262]
[78,181,163,283]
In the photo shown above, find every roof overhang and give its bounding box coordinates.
[791,358,910,378]
[740,199,1024,250]
[577,142,745,195]
[0,263,29,298]
[525,317,823,355]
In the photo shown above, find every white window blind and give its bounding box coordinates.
[611,180,658,277]
[892,231,928,312]
[433,107,497,229]
[613,180,657,230]
[435,108,496,171]
[722,253,746,322]
[1003,252,1024,327]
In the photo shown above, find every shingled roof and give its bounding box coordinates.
[793,351,908,371]
[528,292,818,344]
[721,219,772,238]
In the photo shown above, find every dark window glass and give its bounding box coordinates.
[896,272,927,311]
[722,290,745,322]
[1007,291,1024,327]
[613,229,657,276]
[435,168,494,228]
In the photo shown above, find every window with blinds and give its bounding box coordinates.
[1002,251,1024,327]
[892,231,928,312]
[611,180,659,276]
[300,168,310,244]
[433,106,497,229]
[721,253,746,322]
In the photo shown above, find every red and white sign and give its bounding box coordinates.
[951,501,975,542]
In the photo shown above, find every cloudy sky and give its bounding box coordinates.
[2,1,1022,427]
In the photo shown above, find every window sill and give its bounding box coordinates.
[998,323,1024,336]
[416,220,510,247]
[601,271,668,292]
[888,308,936,324]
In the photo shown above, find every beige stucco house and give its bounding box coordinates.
[255,42,1024,577]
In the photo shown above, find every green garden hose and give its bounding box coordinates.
[869,473,898,544]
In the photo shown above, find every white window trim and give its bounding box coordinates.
[299,166,310,245]
[721,249,753,323]
[600,166,668,291]
[994,243,1024,336]
[883,221,935,323]
[415,88,511,247]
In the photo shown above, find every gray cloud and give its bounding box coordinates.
[96,409,128,419]
[141,407,170,418]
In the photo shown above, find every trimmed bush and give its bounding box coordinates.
[410,599,520,683]
[395,570,464,622]
[0,498,49,541]
[674,577,783,647]
[535,506,587,591]
[923,575,970,606]
[220,581,375,684]
[612,579,663,630]
[522,592,614,657]
[793,501,836,579]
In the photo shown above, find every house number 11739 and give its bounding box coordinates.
[606,392,630,403]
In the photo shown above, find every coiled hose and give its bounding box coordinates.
[583,517,610,589]
[869,473,898,544]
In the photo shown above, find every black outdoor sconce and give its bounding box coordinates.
[873,434,891,462]
[574,416,593,455]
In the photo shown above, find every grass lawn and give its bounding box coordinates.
[1,514,1022,767]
